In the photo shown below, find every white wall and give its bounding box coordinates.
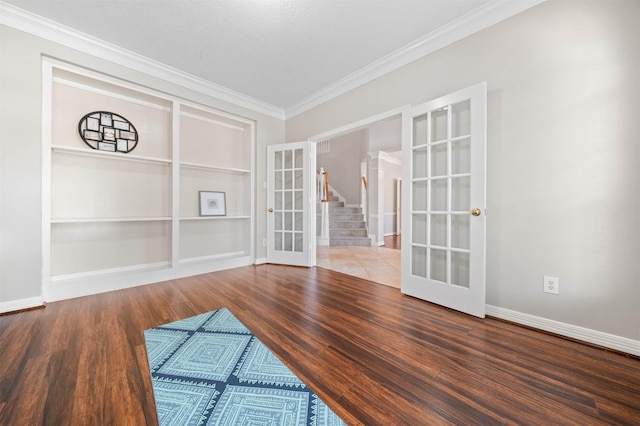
[383,157,402,236]
[317,130,368,204]
[287,0,640,342]
[0,25,284,306]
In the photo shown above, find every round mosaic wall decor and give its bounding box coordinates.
[78,111,138,153]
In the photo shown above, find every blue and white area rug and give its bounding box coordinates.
[144,308,345,426]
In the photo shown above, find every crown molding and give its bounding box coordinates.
[284,0,546,119]
[0,1,286,120]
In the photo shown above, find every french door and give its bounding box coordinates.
[267,142,315,267]
[401,83,487,317]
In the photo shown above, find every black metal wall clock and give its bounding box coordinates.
[78,111,138,153]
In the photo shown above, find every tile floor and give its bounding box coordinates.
[316,245,401,288]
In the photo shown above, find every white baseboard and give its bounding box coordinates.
[0,296,45,314]
[254,257,267,265]
[486,305,640,357]
[316,237,329,247]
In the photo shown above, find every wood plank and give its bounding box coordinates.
[0,264,638,425]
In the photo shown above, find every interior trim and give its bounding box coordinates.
[486,304,640,357]
[285,0,546,119]
[0,2,285,120]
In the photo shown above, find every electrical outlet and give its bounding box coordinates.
[543,276,559,294]
[262,238,267,247]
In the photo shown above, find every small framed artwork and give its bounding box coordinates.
[97,141,116,152]
[113,120,129,131]
[87,117,100,131]
[116,138,129,152]
[84,130,102,141]
[199,191,226,216]
[100,112,112,127]
[119,130,136,140]
[103,127,115,141]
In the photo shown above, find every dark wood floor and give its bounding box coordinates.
[383,234,401,250]
[0,265,639,425]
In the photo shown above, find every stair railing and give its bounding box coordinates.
[317,168,330,244]
[361,175,368,227]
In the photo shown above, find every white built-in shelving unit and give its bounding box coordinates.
[42,59,255,301]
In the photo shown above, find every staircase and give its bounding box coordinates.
[326,191,371,246]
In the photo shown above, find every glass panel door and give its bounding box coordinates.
[267,142,314,266]
[401,83,486,318]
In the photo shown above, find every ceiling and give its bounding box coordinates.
[3,0,537,116]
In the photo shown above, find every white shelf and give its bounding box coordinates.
[180,161,250,174]
[44,62,255,302]
[179,251,247,265]
[52,145,171,165]
[51,217,172,224]
[51,261,171,282]
[180,215,250,221]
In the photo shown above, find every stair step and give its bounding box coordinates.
[330,214,364,221]
[329,207,361,213]
[330,236,371,246]
[330,221,366,229]
[330,229,368,237]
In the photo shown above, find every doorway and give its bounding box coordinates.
[309,108,405,288]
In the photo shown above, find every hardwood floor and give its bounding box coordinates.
[0,265,639,425]
[383,234,401,250]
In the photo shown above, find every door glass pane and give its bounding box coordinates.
[430,143,447,177]
[274,231,282,250]
[284,212,292,231]
[451,138,471,175]
[412,214,427,245]
[431,108,448,142]
[430,179,447,212]
[294,149,303,168]
[275,191,283,210]
[295,212,303,231]
[275,212,282,230]
[294,232,303,252]
[451,176,470,211]
[451,215,470,250]
[452,100,471,137]
[284,150,292,169]
[275,151,282,170]
[413,147,428,179]
[430,214,447,247]
[430,249,447,283]
[451,251,470,288]
[285,191,292,210]
[412,246,427,278]
[284,170,293,189]
[284,232,292,251]
[295,170,303,189]
[412,181,428,211]
[294,190,303,210]
[275,171,283,190]
[413,114,428,146]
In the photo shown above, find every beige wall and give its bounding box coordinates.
[0,25,284,304]
[287,0,640,340]
[317,130,368,204]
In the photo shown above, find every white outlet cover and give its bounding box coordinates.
[543,276,559,294]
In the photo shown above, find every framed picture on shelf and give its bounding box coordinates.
[199,191,226,216]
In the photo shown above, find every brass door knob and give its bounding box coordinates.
[268,208,273,213]
[471,208,481,216]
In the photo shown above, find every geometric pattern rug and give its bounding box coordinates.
[144,308,346,426]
